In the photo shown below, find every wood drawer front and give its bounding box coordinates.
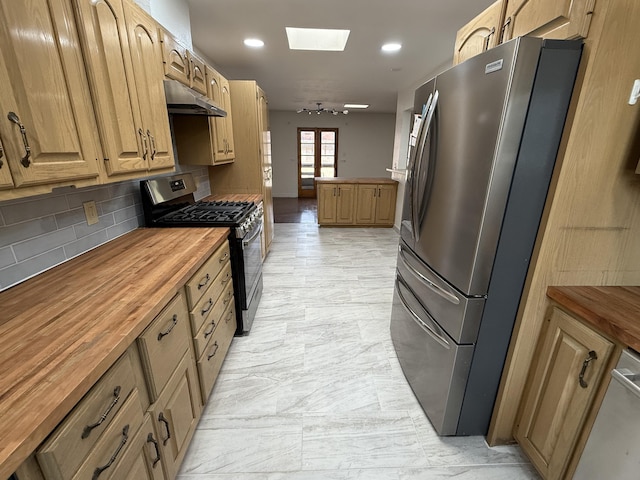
[192,285,234,359]
[71,389,145,480]
[138,292,191,401]
[185,242,231,307]
[37,351,139,480]
[189,263,233,335]
[103,414,165,480]
[197,303,236,404]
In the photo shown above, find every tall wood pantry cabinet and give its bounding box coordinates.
[208,80,274,257]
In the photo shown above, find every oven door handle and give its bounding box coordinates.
[242,222,263,247]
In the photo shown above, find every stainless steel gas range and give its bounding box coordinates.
[140,173,263,335]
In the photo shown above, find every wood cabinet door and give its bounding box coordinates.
[125,4,174,171]
[159,29,189,86]
[0,134,14,188]
[151,353,201,479]
[336,184,356,224]
[375,184,397,225]
[453,0,504,65]
[515,307,614,480]
[0,0,101,188]
[74,0,148,176]
[187,51,207,95]
[501,0,596,43]
[317,184,338,224]
[220,77,236,159]
[205,66,227,162]
[355,184,377,224]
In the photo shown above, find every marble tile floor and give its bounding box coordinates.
[178,223,539,480]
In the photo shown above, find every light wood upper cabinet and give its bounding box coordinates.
[515,306,618,480]
[187,51,207,95]
[125,2,174,171]
[0,134,14,188]
[206,65,235,163]
[73,0,148,176]
[159,30,190,86]
[453,0,505,65]
[501,0,596,43]
[0,0,101,189]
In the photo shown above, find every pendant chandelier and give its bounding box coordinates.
[296,102,348,115]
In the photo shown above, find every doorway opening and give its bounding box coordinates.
[298,128,338,198]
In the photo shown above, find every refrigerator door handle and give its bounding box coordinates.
[416,89,439,232]
[399,244,460,305]
[411,94,433,240]
[396,276,451,349]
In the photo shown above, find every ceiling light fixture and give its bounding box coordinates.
[381,43,402,53]
[286,27,350,51]
[296,103,348,115]
[344,104,369,109]
[244,38,264,48]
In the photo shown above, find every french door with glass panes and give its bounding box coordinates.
[298,128,338,198]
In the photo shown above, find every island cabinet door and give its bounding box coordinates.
[501,0,596,43]
[0,0,101,188]
[375,184,397,225]
[515,306,615,480]
[317,183,338,224]
[355,184,377,224]
[335,184,356,224]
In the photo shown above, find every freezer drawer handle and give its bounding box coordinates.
[396,278,450,349]
[579,350,597,388]
[610,367,640,399]
[399,246,460,305]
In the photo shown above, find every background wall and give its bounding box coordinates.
[270,111,396,197]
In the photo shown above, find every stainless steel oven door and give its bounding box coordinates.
[240,216,263,309]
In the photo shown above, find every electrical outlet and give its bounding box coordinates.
[83,201,99,226]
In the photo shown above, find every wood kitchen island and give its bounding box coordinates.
[0,227,232,479]
[315,177,398,227]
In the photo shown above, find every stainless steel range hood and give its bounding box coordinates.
[164,79,227,117]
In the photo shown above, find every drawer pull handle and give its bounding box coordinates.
[198,273,211,290]
[225,310,233,323]
[207,341,219,361]
[92,424,129,479]
[158,412,171,446]
[201,298,214,316]
[146,432,161,467]
[157,314,178,341]
[204,319,216,338]
[82,386,122,439]
[223,295,231,305]
[579,350,598,388]
[7,112,31,167]
[221,272,231,284]
[219,252,229,263]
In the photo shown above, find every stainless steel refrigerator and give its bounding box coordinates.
[390,37,582,436]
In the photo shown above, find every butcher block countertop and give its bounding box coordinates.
[204,193,263,204]
[314,177,398,184]
[547,286,640,351]
[0,227,229,479]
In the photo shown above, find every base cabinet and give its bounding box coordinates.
[515,306,620,480]
[317,180,397,227]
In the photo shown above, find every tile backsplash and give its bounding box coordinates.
[0,166,210,292]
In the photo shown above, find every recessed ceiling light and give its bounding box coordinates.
[244,38,264,48]
[344,104,369,109]
[286,27,350,51]
[381,43,402,53]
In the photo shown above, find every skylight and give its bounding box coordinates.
[285,27,350,51]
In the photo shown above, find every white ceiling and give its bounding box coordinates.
[186,0,495,114]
